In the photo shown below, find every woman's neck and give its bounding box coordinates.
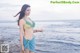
[24,15,27,18]
[24,15,29,19]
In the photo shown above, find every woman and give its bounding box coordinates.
[14,4,43,53]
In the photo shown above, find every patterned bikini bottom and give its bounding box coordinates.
[23,36,36,52]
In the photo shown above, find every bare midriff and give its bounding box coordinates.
[24,28,34,40]
[22,17,35,40]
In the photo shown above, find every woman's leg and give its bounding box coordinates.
[29,51,34,53]
[20,50,25,53]
[25,49,29,53]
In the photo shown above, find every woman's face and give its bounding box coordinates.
[25,7,31,16]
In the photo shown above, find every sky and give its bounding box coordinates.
[0,0,80,21]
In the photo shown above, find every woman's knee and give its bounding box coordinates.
[25,49,29,53]
[29,51,34,53]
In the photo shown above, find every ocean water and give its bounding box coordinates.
[0,20,80,53]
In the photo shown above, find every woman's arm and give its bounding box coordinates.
[19,19,24,50]
[33,29,43,33]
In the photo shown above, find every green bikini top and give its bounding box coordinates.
[23,18,35,29]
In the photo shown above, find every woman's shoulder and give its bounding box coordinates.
[19,19,25,25]
[20,18,26,22]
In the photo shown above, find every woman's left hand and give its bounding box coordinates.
[38,29,43,32]
[33,28,43,33]
[36,28,43,32]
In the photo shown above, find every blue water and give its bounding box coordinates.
[0,20,80,53]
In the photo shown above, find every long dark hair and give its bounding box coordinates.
[14,4,30,26]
